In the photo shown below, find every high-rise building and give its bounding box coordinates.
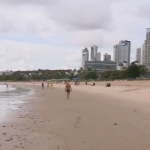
[142,29,150,68]
[142,41,147,66]
[91,45,98,61]
[96,52,101,61]
[113,45,117,62]
[113,45,123,63]
[113,40,131,67]
[146,28,150,68]
[136,48,141,64]
[103,53,111,62]
[82,48,89,69]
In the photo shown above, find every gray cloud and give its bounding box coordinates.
[45,0,116,30]
[0,0,56,5]
[0,15,15,33]
[0,39,81,70]
[136,1,150,20]
[0,0,117,31]
[0,0,149,70]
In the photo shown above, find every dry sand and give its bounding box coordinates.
[1,81,150,149]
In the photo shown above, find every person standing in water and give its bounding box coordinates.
[5,83,8,89]
[65,82,72,99]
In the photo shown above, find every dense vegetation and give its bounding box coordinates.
[0,63,147,81]
[0,68,98,81]
[101,62,147,80]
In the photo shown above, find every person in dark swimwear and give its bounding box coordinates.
[65,82,72,99]
[42,83,44,89]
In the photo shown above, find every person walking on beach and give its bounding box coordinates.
[42,83,44,89]
[47,83,49,88]
[85,81,87,85]
[65,82,72,99]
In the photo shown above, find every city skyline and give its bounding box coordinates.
[82,46,111,62]
[82,31,149,70]
[0,0,150,70]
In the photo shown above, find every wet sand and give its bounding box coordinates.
[1,81,150,149]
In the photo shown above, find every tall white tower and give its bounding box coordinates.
[142,41,147,66]
[113,40,131,67]
[91,45,98,61]
[146,28,150,68]
[82,48,89,69]
[142,28,150,68]
[96,52,101,61]
[136,48,141,64]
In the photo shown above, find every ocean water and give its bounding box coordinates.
[0,84,34,122]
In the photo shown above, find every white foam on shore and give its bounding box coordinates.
[0,85,34,123]
[0,84,16,92]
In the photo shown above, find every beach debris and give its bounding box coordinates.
[14,146,19,148]
[114,123,117,125]
[2,133,6,135]
[6,137,13,141]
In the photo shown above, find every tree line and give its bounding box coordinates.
[101,62,147,80]
[0,63,147,81]
[0,68,98,81]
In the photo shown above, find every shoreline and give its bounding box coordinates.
[1,82,150,149]
[0,84,34,123]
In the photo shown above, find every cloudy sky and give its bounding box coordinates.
[0,0,149,70]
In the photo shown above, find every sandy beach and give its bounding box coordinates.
[1,81,150,150]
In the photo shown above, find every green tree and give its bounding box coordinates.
[82,71,98,80]
[139,65,146,77]
[127,63,140,79]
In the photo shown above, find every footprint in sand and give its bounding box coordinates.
[74,116,81,128]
